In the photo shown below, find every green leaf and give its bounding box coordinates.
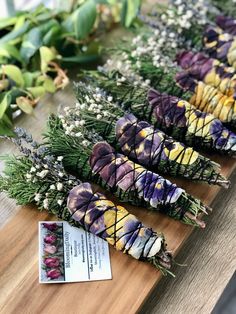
[0,79,10,91]
[27,86,45,98]
[9,88,26,100]
[0,16,17,30]
[20,27,43,63]
[42,25,61,46]
[0,43,22,62]
[36,11,55,22]
[62,54,98,63]
[43,77,56,93]
[13,15,25,31]
[0,113,14,137]
[35,75,46,85]
[32,4,48,17]
[2,65,24,87]
[40,19,59,34]
[40,46,57,73]
[23,71,40,87]
[0,21,31,44]
[121,0,141,27]
[62,17,73,34]
[0,92,11,119]
[16,97,34,114]
[71,0,97,39]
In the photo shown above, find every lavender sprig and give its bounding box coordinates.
[1,127,81,218]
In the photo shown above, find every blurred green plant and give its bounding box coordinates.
[0,0,141,136]
[211,0,236,17]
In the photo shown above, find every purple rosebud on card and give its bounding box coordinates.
[44,257,60,268]
[44,235,57,244]
[43,223,58,231]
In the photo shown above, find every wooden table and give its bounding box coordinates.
[0,83,236,314]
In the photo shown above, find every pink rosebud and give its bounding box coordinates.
[47,268,61,279]
[44,234,57,244]
[44,244,57,254]
[43,223,58,231]
[44,257,60,268]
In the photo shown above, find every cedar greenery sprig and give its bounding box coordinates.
[83,69,191,120]
[83,69,154,121]
[104,33,192,99]
[45,114,96,180]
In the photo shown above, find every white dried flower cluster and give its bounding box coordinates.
[128,30,176,73]
[123,0,210,74]
[25,162,50,183]
[101,58,151,88]
[59,87,119,143]
[12,128,77,212]
[162,0,209,31]
[164,0,210,32]
[59,106,90,147]
[27,153,76,210]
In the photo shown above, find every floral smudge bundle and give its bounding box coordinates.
[86,69,236,156]
[89,141,209,228]
[148,89,236,156]
[45,93,211,228]
[42,223,64,280]
[176,51,236,99]
[116,113,228,187]
[216,15,236,35]
[203,26,236,69]
[74,82,228,187]
[0,129,172,275]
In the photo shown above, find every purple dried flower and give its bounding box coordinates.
[148,89,236,155]
[176,51,236,98]
[203,26,236,69]
[89,141,183,207]
[216,15,236,36]
[67,182,170,263]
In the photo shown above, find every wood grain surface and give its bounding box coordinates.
[140,170,236,314]
[0,83,236,313]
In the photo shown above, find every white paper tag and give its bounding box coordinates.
[39,221,112,283]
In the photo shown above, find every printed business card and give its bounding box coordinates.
[39,221,112,283]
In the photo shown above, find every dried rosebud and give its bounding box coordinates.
[44,244,57,254]
[43,223,58,231]
[46,268,61,279]
[44,257,60,268]
[44,234,57,244]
